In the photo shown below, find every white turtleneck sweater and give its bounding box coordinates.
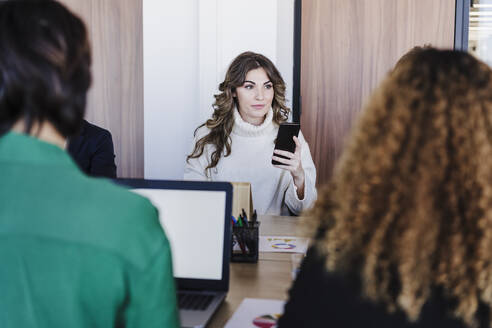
[184,109,317,216]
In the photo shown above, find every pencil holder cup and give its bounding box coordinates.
[231,221,260,263]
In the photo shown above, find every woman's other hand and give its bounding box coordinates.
[272,136,305,199]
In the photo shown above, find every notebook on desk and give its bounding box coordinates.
[114,179,232,328]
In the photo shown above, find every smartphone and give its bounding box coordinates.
[272,123,301,165]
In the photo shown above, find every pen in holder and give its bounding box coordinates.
[231,210,259,263]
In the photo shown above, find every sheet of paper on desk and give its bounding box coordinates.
[259,236,309,253]
[225,298,285,328]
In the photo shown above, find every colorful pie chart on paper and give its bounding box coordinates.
[271,242,296,250]
[259,236,309,253]
[252,314,281,328]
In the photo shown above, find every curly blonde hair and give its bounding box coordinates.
[186,52,290,174]
[312,48,492,327]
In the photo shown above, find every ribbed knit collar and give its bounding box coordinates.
[232,107,276,137]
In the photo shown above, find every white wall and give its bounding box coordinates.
[143,0,199,179]
[144,0,295,179]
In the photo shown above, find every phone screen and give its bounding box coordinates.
[272,123,300,165]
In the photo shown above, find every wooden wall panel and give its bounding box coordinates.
[59,0,143,178]
[301,0,455,185]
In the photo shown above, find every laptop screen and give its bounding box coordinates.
[131,188,226,280]
[113,179,232,292]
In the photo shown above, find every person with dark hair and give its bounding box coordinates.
[67,119,117,178]
[0,1,179,327]
[184,51,317,215]
[278,48,492,327]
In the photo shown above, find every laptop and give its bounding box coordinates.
[114,179,232,328]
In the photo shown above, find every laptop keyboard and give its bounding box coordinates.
[178,292,215,311]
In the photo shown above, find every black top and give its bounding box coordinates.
[278,242,489,328]
[67,120,117,178]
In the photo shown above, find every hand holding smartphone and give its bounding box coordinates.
[272,123,301,165]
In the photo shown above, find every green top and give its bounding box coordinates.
[0,132,179,328]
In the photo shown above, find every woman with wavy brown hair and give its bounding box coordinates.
[184,51,317,215]
[279,48,492,327]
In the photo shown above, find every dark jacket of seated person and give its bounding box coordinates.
[278,236,489,328]
[279,48,492,328]
[67,119,117,178]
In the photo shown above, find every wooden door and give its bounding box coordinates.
[58,0,143,178]
[301,0,456,185]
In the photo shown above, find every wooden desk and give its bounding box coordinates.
[208,215,306,328]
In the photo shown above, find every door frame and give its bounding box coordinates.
[455,0,470,50]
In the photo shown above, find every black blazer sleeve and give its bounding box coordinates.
[88,129,117,178]
[67,120,117,178]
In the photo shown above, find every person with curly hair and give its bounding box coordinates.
[185,51,317,215]
[278,48,492,327]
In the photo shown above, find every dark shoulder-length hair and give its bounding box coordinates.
[0,0,91,138]
[186,51,290,174]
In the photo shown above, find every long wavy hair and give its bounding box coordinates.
[186,51,290,173]
[311,48,492,327]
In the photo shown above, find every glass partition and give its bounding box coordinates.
[469,0,492,65]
